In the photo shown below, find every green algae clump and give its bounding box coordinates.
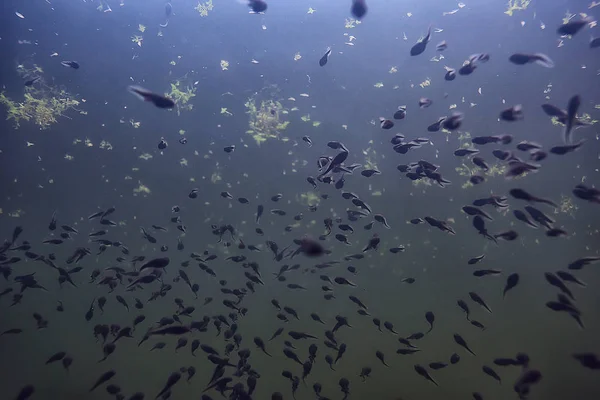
[0,63,82,129]
[245,87,290,145]
[551,113,597,127]
[0,86,80,130]
[297,191,320,207]
[168,78,197,116]
[505,0,531,16]
[456,162,506,189]
[195,0,214,17]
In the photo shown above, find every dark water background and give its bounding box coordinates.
[1,0,600,399]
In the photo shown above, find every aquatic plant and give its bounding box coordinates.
[195,0,214,17]
[0,88,81,130]
[419,78,431,88]
[4,209,23,217]
[0,64,82,130]
[131,35,143,47]
[211,171,222,184]
[456,163,475,189]
[457,131,472,145]
[505,0,531,16]
[245,88,290,145]
[456,162,506,189]
[133,182,151,196]
[562,12,575,25]
[167,78,197,116]
[558,195,578,217]
[551,113,598,127]
[298,191,320,206]
[344,18,361,28]
[578,113,598,125]
[18,64,43,75]
[486,163,507,178]
[72,138,96,148]
[362,147,378,170]
[99,140,113,150]
[412,177,432,188]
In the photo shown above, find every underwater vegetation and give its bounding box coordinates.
[0,65,82,129]
[297,191,321,207]
[245,87,290,145]
[167,77,197,116]
[195,0,214,17]
[505,0,531,17]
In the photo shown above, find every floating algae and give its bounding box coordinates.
[0,65,81,129]
[345,18,361,29]
[131,35,143,47]
[244,86,290,145]
[558,195,578,217]
[505,0,531,16]
[551,113,597,126]
[362,147,379,170]
[297,191,320,207]
[195,0,214,17]
[133,182,151,196]
[456,163,506,189]
[167,77,197,116]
